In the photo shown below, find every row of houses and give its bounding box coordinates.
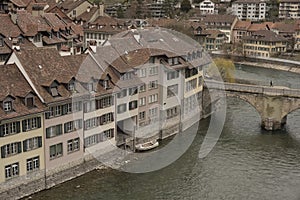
[0,27,209,198]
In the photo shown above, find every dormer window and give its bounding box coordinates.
[103,80,109,90]
[25,96,34,108]
[50,87,58,96]
[88,82,94,92]
[3,101,12,112]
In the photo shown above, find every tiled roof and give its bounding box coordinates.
[76,6,98,22]
[247,22,274,32]
[0,64,45,121]
[59,0,91,13]
[280,0,300,2]
[10,0,32,8]
[0,14,22,38]
[16,10,51,36]
[43,13,69,31]
[272,22,297,33]
[202,29,226,39]
[13,47,76,103]
[242,30,288,42]
[201,14,237,24]
[233,20,251,30]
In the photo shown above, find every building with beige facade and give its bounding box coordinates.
[0,64,45,193]
[242,30,288,57]
[279,0,300,19]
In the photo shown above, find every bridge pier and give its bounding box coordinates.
[261,116,287,131]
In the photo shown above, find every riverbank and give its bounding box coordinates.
[210,52,300,74]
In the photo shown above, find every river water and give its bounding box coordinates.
[28,65,300,200]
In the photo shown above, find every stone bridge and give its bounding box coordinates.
[203,80,300,130]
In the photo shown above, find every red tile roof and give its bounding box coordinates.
[0,14,22,38]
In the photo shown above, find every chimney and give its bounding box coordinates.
[98,3,104,17]
[87,7,90,13]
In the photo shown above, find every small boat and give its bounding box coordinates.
[135,140,159,151]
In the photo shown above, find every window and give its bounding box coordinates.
[186,78,197,92]
[139,97,146,106]
[23,137,42,152]
[139,68,147,77]
[68,82,75,91]
[27,156,39,172]
[26,97,34,108]
[149,107,158,118]
[84,117,98,130]
[185,68,198,78]
[88,82,94,92]
[22,117,41,132]
[67,138,80,153]
[167,84,178,98]
[148,94,158,104]
[99,113,114,125]
[72,10,76,16]
[3,101,12,112]
[149,66,158,75]
[139,84,146,93]
[149,80,158,90]
[0,37,3,47]
[103,129,114,140]
[149,57,155,63]
[117,104,127,114]
[139,111,145,120]
[129,87,138,95]
[117,89,127,98]
[167,71,179,80]
[96,96,114,109]
[0,122,20,137]
[5,163,19,179]
[84,100,95,113]
[46,124,62,138]
[129,100,138,110]
[84,129,115,147]
[1,142,21,158]
[55,105,61,116]
[64,119,83,133]
[49,143,63,159]
[73,101,82,112]
[50,87,59,97]
[166,106,179,119]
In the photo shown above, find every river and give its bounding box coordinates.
[27,65,300,200]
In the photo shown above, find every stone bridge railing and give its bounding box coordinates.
[205,80,300,98]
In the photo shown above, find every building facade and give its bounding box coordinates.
[279,0,300,19]
[232,0,267,21]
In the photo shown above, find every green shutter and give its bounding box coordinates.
[18,142,22,153]
[37,117,41,128]
[16,121,20,133]
[23,140,27,152]
[38,137,42,147]
[0,125,3,137]
[64,123,67,133]
[1,146,5,158]
[22,120,26,132]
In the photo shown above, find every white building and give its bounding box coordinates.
[279,0,300,19]
[232,0,267,21]
[198,0,217,14]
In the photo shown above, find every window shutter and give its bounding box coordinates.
[23,140,27,152]
[38,137,42,148]
[18,142,22,153]
[0,125,3,137]
[22,120,26,132]
[57,125,61,135]
[1,146,5,158]
[64,123,67,133]
[16,121,20,133]
[37,117,41,128]
[79,119,82,129]
[62,105,67,115]
[46,128,50,138]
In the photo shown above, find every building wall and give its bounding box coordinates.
[279,2,300,19]
[67,1,93,19]
[0,113,45,188]
[232,2,266,21]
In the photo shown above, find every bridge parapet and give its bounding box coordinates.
[204,80,300,130]
[205,80,300,98]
